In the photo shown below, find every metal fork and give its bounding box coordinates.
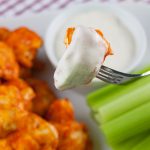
[96,65,150,84]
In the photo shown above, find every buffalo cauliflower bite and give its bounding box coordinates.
[53,121,92,150]
[0,80,35,111]
[0,108,27,138]
[5,27,42,68]
[46,100,92,150]
[7,131,40,150]
[46,99,74,123]
[18,113,58,149]
[0,28,10,41]
[0,42,19,80]
[0,139,11,150]
[0,110,58,149]
[27,79,56,116]
[0,85,23,109]
[6,79,35,111]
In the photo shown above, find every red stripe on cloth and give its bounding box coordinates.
[117,0,126,2]
[82,0,92,2]
[34,0,59,12]
[134,0,144,1]
[0,0,25,15]
[15,0,42,15]
[99,0,109,2]
[0,0,9,6]
[59,0,74,8]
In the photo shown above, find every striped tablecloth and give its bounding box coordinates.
[0,0,149,17]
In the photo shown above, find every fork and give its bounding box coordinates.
[96,65,150,84]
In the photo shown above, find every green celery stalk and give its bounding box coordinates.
[87,66,150,112]
[93,112,102,124]
[101,101,150,144]
[88,75,150,112]
[98,81,150,123]
[87,84,123,111]
[132,135,150,150]
[112,132,149,150]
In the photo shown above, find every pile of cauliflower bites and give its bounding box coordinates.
[0,27,92,150]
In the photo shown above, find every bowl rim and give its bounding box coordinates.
[44,2,147,79]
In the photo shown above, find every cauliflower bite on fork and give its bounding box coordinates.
[54,26,113,90]
[0,42,19,80]
[5,27,43,68]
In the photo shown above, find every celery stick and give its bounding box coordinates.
[88,75,150,112]
[99,82,150,123]
[93,112,102,124]
[101,102,150,144]
[87,66,150,112]
[132,135,150,150]
[112,132,149,150]
[87,84,122,110]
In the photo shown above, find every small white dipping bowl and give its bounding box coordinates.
[45,3,147,84]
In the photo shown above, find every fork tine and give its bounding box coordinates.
[96,73,121,84]
[96,74,115,84]
[99,68,124,80]
[97,72,114,80]
[101,65,140,77]
[96,65,145,84]
[101,65,126,77]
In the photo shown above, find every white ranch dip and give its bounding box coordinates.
[55,10,135,72]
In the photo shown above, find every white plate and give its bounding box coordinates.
[0,3,150,150]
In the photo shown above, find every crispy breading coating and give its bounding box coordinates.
[0,79,35,111]
[0,108,27,138]
[53,121,92,150]
[27,79,56,116]
[46,100,92,150]
[5,27,42,68]
[46,99,74,123]
[7,131,40,150]
[6,79,35,111]
[0,28,10,41]
[0,110,58,149]
[18,113,58,149]
[0,139,11,150]
[0,85,23,109]
[0,42,19,80]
